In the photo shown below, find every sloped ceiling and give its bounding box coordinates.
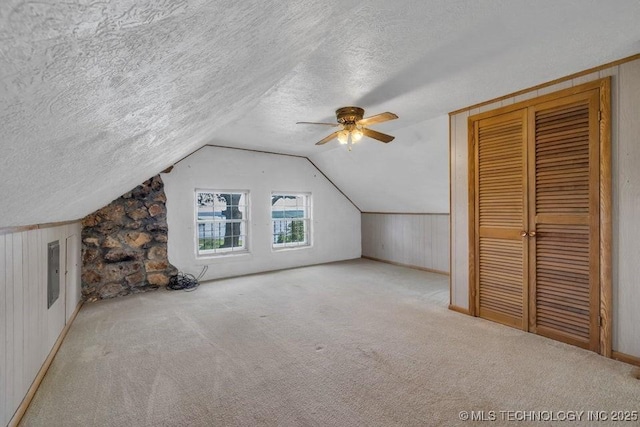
[1,1,639,227]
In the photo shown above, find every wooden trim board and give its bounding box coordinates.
[361,212,449,216]
[199,258,365,284]
[0,219,79,236]
[204,144,308,160]
[448,304,470,315]
[8,301,84,427]
[449,115,453,307]
[598,78,613,358]
[361,256,449,275]
[176,144,362,212]
[612,351,640,368]
[467,117,477,316]
[306,158,361,212]
[468,79,606,123]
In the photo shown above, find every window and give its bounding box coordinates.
[271,193,311,249]
[196,191,248,255]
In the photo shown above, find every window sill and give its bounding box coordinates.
[271,244,312,253]
[196,250,251,260]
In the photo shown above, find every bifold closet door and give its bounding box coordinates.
[528,90,600,350]
[475,109,528,329]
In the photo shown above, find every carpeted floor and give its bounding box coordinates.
[21,259,640,426]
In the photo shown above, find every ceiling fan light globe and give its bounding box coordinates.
[352,128,363,142]
[337,130,349,144]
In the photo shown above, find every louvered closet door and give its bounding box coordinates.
[528,90,600,350]
[475,109,528,329]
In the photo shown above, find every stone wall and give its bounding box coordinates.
[81,175,177,300]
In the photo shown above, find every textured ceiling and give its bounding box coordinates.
[1,1,639,226]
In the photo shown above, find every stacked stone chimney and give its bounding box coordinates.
[81,175,177,300]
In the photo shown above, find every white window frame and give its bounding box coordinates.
[271,192,312,250]
[195,190,249,256]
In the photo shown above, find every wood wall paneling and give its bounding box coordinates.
[21,230,31,402]
[450,111,470,308]
[361,213,449,274]
[65,232,81,322]
[12,233,24,413]
[1,235,6,426]
[48,227,67,356]
[5,232,15,421]
[0,223,82,425]
[572,71,600,87]
[513,90,539,104]
[616,60,640,357]
[537,80,572,95]
[477,101,503,114]
[437,214,450,272]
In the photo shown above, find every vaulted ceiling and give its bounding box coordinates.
[1,1,639,226]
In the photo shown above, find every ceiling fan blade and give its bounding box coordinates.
[315,131,340,145]
[357,112,398,126]
[296,121,339,126]
[362,127,395,143]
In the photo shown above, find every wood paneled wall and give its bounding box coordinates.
[450,57,640,359]
[0,222,81,425]
[361,213,449,274]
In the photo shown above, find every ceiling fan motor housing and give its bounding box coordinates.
[336,106,364,124]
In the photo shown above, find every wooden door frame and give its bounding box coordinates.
[467,78,612,356]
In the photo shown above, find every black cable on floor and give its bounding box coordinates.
[167,266,207,292]
[167,272,198,291]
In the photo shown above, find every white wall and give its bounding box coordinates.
[450,58,640,359]
[0,222,81,426]
[361,213,449,274]
[163,146,361,281]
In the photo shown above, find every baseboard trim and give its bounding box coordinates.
[361,256,449,275]
[8,301,84,427]
[448,304,470,315]
[200,258,363,285]
[361,212,449,216]
[612,351,640,367]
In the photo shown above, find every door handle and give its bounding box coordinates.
[529,231,537,237]
[520,231,528,237]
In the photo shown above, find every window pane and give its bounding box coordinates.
[197,192,216,207]
[230,207,244,220]
[196,191,248,255]
[197,192,215,220]
[198,222,224,250]
[271,194,310,248]
[289,220,305,242]
[271,220,284,244]
[213,194,228,210]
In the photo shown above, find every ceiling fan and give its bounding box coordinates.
[297,106,398,150]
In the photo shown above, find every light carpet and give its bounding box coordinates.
[20,259,640,426]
